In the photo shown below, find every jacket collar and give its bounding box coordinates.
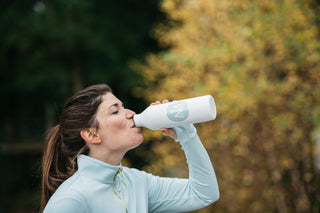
[77,154,122,184]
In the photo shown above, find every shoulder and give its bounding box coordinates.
[123,167,166,187]
[44,195,87,213]
[123,167,162,187]
[44,173,88,213]
[123,167,149,181]
[123,166,157,179]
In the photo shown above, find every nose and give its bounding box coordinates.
[125,109,135,119]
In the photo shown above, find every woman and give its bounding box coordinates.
[41,84,219,213]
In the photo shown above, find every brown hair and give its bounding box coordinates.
[40,84,112,212]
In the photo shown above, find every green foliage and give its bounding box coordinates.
[0,0,161,141]
[0,0,162,211]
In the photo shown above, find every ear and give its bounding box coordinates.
[80,128,101,144]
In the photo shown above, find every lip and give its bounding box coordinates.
[133,126,141,131]
[131,124,141,131]
[130,121,136,128]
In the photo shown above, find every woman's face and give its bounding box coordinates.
[95,92,144,154]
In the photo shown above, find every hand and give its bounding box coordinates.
[150,99,177,139]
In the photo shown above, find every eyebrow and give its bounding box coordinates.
[107,102,123,110]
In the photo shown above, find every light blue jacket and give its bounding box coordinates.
[43,125,219,213]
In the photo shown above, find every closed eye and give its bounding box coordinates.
[108,102,124,115]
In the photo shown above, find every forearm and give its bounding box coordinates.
[173,124,220,205]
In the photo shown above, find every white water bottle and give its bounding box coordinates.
[133,95,217,130]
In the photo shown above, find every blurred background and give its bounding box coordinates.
[1,0,320,212]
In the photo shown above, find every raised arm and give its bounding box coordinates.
[147,124,219,213]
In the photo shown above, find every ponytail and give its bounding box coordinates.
[40,124,69,212]
[40,84,112,212]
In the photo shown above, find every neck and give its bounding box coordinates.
[88,148,126,166]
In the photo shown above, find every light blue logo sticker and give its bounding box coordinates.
[167,101,189,122]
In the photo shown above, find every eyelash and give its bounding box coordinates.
[111,104,124,115]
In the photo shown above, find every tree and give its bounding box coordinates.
[134,0,320,212]
[0,0,161,141]
[0,0,162,211]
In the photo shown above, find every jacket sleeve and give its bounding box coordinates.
[147,124,219,213]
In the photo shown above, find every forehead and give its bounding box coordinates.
[100,93,121,107]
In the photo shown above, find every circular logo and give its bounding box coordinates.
[167,101,189,122]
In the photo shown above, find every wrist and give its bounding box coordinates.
[172,124,197,143]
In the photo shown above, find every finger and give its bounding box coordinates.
[162,99,169,104]
[160,128,177,139]
[150,101,161,106]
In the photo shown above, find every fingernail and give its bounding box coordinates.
[161,130,165,133]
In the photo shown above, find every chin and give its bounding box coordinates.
[137,134,144,144]
[129,139,144,151]
[134,134,144,147]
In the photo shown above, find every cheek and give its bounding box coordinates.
[103,117,127,136]
[113,118,127,131]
